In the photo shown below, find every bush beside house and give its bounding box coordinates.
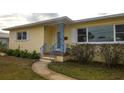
[100,44,124,67]
[70,44,124,67]
[5,49,40,59]
[1,40,124,65]
[0,42,40,59]
[0,41,7,52]
[70,44,95,64]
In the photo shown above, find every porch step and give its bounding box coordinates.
[39,56,55,62]
[40,59,51,62]
[42,56,54,60]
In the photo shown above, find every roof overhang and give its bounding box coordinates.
[3,16,73,31]
[74,13,124,23]
[3,13,124,31]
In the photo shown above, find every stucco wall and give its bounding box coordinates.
[9,25,44,52]
[44,25,57,46]
[8,16,124,52]
[64,24,74,47]
[64,16,124,46]
[74,16,124,28]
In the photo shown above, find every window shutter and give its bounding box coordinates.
[14,32,17,41]
[27,31,30,40]
[71,28,77,43]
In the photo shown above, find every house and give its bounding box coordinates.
[3,13,124,62]
[0,32,9,48]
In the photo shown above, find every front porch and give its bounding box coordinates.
[39,17,73,62]
[40,23,66,62]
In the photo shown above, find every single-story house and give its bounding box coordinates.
[3,13,124,61]
[0,32,9,48]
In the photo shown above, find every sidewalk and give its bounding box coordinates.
[32,61,76,80]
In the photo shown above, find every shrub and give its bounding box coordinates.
[20,50,30,58]
[30,51,40,59]
[100,44,124,67]
[5,49,40,59]
[6,49,14,56]
[0,41,7,52]
[12,49,20,57]
[70,44,95,64]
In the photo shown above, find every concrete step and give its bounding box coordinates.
[40,59,51,62]
[42,56,54,60]
[39,56,55,62]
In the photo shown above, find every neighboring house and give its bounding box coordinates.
[0,32,9,48]
[3,13,124,61]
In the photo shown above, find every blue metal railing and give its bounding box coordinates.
[40,43,67,58]
[40,43,48,57]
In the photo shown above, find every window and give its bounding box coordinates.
[17,32,22,40]
[115,24,124,41]
[17,32,27,40]
[77,28,86,42]
[22,32,27,40]
[88,25,114,42]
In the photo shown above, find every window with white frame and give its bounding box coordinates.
[77,28,87,42]
[17,32,27,40]
[115,24,124,41]
[76,24,124,43]
[88,25,114,42]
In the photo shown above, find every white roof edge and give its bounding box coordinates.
[3,13,124,31]
[74,13,124,23]
[3,16,73,31]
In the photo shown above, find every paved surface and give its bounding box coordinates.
[32,61,76,80]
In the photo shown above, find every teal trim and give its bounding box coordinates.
[57,32,61,48]
[58,23,65,53]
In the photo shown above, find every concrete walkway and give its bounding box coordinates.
[32,61,76,80]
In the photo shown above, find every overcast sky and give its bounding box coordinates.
[0,13,59,33]
[0,0,124,33]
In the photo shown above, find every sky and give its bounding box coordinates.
[0,0,124,33]
[0,13,59,33]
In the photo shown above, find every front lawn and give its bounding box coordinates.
[0,56,45,80]
[48,62,124,80]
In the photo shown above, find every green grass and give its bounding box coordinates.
[48,62,124,80]
[0,56,45,80]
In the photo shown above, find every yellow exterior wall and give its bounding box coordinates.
[8,16,124,53]
[64,16,124,46]
[44,25,57,46]
[9,25,44,52]
[74,16,124,28]
[64,24,73,47]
